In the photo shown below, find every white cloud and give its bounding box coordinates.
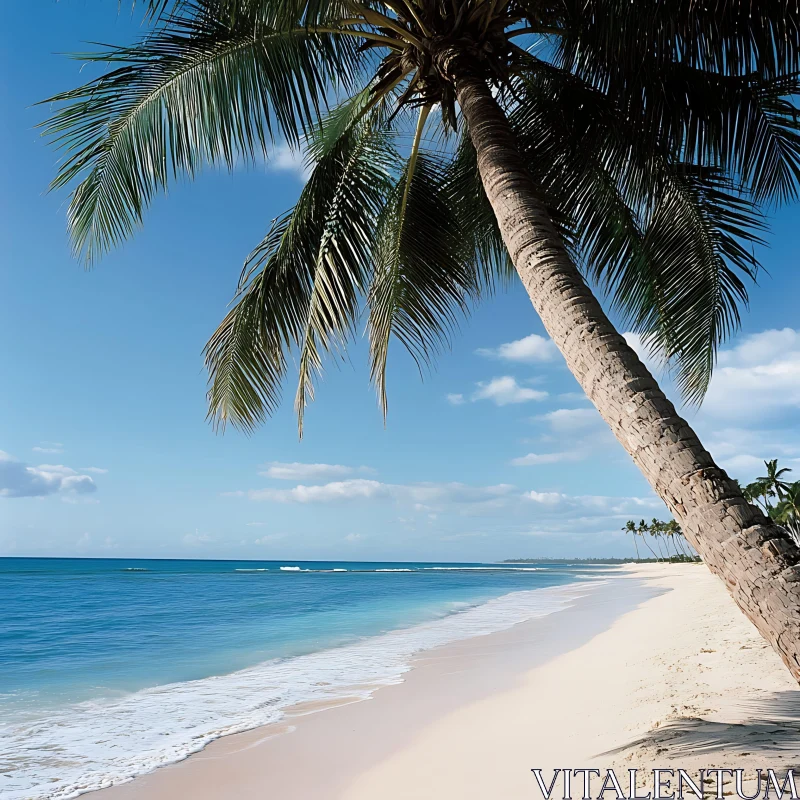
[522,490,663,516]
[477,334,558,364]
[446,393,466,406]
[345,533,363,542]
[268,144,311,181]
[525,490,566,505]
[0,452,98,498]
[717,328,799,368]
[511,451,584,466]
[245,478,385,503]
[32,445,63,454]
[472,376,548,406]
[260,461,358,481]
[537,407,600,432]
[702,328,800,420]
[79,467,108,474]
[702,426,800,482]
[231,478,516,513]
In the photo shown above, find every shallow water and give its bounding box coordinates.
[0,557,611,799]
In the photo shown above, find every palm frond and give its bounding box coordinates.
[508,67,765,402]
[42,9,363,263]
[205,97,397,433]
[368,150,477,414]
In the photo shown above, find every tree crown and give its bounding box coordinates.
[43,0,800,432]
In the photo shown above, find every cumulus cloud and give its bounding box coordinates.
[268,143,311,181]
[525,490,566,505]
[32,441,64,455]
[476,334,558,363]
[511,451,585,466]
[260,461,360,481]
[472,376,548,405]
[230,478,516,514]
[523,490,663,516]
[537,407,600,432]
[0,452,98,498]
[446,393,466,406]
[702,328,800,420]
[702,426,800,482]
[246,478,385,503]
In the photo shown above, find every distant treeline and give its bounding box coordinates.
[500,557,699,564]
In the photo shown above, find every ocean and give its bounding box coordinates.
[0,557,611,799]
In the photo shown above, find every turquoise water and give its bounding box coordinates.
[0,557,610,799]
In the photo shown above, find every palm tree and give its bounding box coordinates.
[623,520,640,561]
[775,483,800,545]
[42,1,800,681]
[636,520,660,562]
[664,519,688,559]
[743,479,773,515]
[758,459,793,504]
[650,518,670,559]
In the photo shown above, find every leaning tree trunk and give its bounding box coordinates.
[446,61,800,683]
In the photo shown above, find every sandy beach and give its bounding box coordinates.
[93,564,800,800]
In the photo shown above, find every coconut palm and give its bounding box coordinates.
[42,0,800,680]
[743,478,774,514]
[758,459,793,503]
[622,520,640,561]
[664,519,689,559]
[650,518,670,559]
[775,482,800,545]
[636,520,660,562]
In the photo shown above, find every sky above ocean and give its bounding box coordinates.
[1,2,799,561]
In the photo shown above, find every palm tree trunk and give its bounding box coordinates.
[447,61,800,683]
[641,535,659,562]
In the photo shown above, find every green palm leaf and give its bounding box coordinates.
[42,9,362,263]
[368,142,477,414]
[205,97,397,433]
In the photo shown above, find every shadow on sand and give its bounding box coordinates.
[601,691,800,769]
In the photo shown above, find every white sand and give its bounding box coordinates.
[94,564,799,800]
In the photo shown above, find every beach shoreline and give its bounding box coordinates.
[87,563,800,800]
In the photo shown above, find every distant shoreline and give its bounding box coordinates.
[501,556,701,564]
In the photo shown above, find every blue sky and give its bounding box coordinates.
[2,2,799,561]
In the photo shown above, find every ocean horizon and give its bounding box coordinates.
[0,557,611,799]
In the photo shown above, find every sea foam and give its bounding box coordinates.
[0,581,598,800]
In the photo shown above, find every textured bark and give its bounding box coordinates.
[448,62,800,683]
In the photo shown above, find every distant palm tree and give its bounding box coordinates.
[775,483,800,545]
[650,518,671,559]
[43,0,800,681]
[636,520,660,562]
[743,479,773,514]
[758,459,793,503]
[623,520,640,560]
[664,520,688,558]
